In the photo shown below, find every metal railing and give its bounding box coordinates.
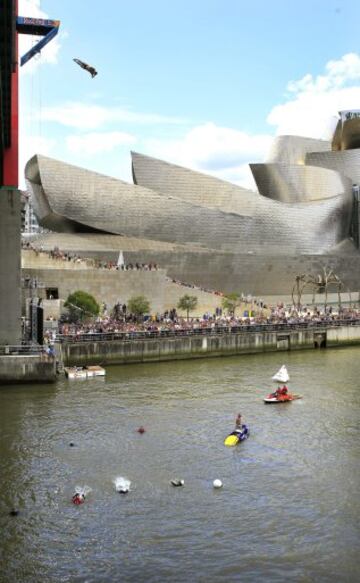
[0,344,53,356]
[56,318,360,344]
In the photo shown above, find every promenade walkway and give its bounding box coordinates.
[57,317,360,344]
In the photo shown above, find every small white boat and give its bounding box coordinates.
[64,366,106,379]
[64,367,87,379]
[272,364,289,384]
[85,365,106,377]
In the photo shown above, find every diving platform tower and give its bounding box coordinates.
[0,0,59,344]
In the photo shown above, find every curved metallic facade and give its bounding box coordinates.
[132,151,257,216]
[332,112,360,151]
[266,135,331,165]
[306,149,360,185]
[26,153,353,255]
[249,163,351,202]
[25,116,360,294]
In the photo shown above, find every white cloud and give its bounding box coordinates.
[267,53,360,139]
[19,50,360,190]
[19,0,62,74]
[144,122,272,188]
[66,131,136,155]
[39,102,187,130]
[19,134,56,187]
[140,53,360,188]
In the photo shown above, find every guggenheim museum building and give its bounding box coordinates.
[25,110,360,296]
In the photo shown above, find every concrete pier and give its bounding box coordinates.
[58,322,360,367]
[0,353,56,384]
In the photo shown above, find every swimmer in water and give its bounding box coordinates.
[72,492,85,505]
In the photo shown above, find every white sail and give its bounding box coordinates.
[117,250,124,267]
[272,365,290,383]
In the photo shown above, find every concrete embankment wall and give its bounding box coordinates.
[0,355,56,384]
[59,325,360,367]
[326,325,360,346]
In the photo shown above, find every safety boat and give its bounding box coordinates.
[65,366,105,379]
[264,365,301,402]
[224,424,249,447]
[264,392,302,404]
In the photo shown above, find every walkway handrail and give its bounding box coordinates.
[0,344,51,355]
[56,318,360,343]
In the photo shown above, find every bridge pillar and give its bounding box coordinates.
[0,189,21,344]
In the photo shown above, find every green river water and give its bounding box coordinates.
[0,347,359,582]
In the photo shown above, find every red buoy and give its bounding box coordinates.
[137,426,145,434]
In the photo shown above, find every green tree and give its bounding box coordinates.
[64,290,100,322]
[222,293,240,316]
[177,294,198,320]
[128,295,151,320]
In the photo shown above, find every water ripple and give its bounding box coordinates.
[0,348,359,582]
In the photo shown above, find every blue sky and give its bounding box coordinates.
[19,0,360,188]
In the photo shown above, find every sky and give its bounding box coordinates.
[18,0,360,190]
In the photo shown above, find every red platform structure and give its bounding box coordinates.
[0,0,18,188]
[0,0,60,188]
[0,1,59,347]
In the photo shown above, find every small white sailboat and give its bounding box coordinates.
[272,364,290,384]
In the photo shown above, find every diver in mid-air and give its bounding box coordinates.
[73,58,97,78]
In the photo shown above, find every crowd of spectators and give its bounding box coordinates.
[22,241,360,343]
[167,277,267,307]
[22,241,159,271]
[55,302,360,341]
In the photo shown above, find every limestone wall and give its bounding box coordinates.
[147,251,360,297]
[22,238,360,297]
[22,267,167,314]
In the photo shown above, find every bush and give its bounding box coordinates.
[177,294,198,320]
[128,295,151,320]
[222,293,240,316]
[64,290,100,322]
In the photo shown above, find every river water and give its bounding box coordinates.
[0,348,359,583]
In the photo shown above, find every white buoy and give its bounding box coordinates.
[213,479,223,489]
[114,476,131,494]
